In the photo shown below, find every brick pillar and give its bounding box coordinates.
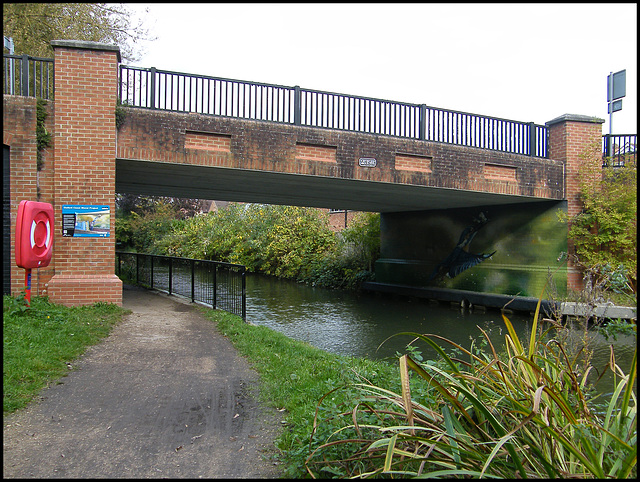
[46,41,122,306]
[546,114,604,293]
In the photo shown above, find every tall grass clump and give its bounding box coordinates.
[305,292,637,478]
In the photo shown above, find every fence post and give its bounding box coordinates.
[135,253,140,284]
[419,104,426,141]
[191,259,195,303]
[603,134,612,159]
[149,67,156,109]
[529,122,537,157]
[20,54,29,96]
[213,265,217,309]
[241,269,246,321]
[168,257,173,295]
[294,85,301,125]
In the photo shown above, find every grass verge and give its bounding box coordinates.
[198,307,407,479]
[3,294,129,414]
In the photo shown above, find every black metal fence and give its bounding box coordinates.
[602,134,636,167]
[3,54,54,99]
[119,65,549,158]
[116,252,246,320]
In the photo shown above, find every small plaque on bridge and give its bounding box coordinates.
[358,157,377,167]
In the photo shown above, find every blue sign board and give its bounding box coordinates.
[62,205,110,237]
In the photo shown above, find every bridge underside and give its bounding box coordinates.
[116,159,555,213]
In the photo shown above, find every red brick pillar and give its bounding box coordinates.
[546,114,604,294]
[46,41,122,306]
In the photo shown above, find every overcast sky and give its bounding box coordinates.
[127,3,637,135]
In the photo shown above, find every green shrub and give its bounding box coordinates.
[130,204,381,290]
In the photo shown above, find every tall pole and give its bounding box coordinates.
[608,72,613,137]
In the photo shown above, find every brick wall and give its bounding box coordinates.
[116,108,565,200]
[45,41,123,306]
[395,153,432,173]
[547,114,604,292]
[4,96,38,295]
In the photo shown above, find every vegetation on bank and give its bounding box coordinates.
[559,152,637,302]
[204,298,636,479]
[4,283,636,478]
[117,202,380,290]
[2,295,128,414]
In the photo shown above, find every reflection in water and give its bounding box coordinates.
[245,273,635,396]
[246,273,532,361]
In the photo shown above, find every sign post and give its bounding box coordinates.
[607,69,626,156]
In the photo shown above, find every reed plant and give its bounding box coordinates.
[305,294,637,478]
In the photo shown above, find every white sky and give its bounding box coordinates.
[127,3,637,135]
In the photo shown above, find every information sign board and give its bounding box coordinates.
[62,205,110,237]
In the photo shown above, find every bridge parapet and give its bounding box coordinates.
[115,107,564,211]
[118,65,549,158]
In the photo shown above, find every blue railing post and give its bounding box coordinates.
[294,85,301,125]
[419,104,426,141]
[529,122,536,157]
[20,54,29,96]
[149,67,156,109]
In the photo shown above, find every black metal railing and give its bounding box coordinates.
[116,252,246,321]
[119,64,549,158]
[602,134,636,167]
[3,54,54,99]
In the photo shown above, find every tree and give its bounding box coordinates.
[3,3,153,62]
[563,150,637,294]
[115,194,209,219]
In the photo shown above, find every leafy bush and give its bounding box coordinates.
[561,151,637,295]
[125,204,381,290]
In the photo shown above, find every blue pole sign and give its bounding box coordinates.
[62,205,110,237]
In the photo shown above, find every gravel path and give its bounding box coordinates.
[3,285,284,478]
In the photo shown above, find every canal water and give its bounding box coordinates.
[244,273,635,395]
[247,273,526,360]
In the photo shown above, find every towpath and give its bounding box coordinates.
[3,285,284,478]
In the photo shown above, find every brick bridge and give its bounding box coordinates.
[4,41,609,306]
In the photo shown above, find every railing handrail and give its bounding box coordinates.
[602,133,637,168]
[118,63,549,157]
[3,53,54,99]
[132,252,246,270]
[121,64,545,127]
[3,53,55,62]
[116,251,246,320]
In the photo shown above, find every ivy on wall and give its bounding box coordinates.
[36,98,51,171]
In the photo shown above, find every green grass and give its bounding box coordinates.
[199,307,407,478]
[6,292,635,478]
[3,294,129,414]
